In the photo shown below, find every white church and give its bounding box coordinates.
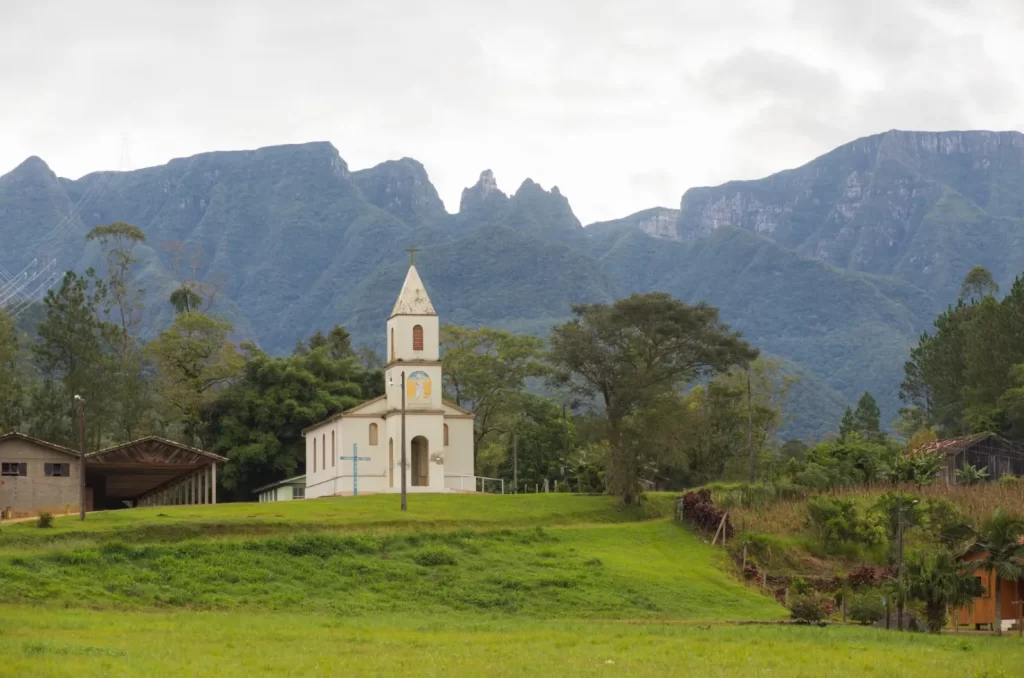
[300,260,477,498]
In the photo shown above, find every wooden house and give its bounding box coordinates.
[953,549,1024,632]
[918,433,1024,484]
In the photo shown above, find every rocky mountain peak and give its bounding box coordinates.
[352,157,447,226]
[459,169,509,215]
[4,156,56,183]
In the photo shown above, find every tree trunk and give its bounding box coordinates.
[607,417,638,505]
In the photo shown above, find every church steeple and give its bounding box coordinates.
[390,264,437,318]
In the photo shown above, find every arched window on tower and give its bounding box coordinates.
[369,423,379,445]
[390,328,395,361]
[444,423,449,446]
[413,325,424,351]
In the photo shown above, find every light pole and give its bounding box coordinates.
[74,395,86,521]
[896,496,918,631]
[400,370,407,511]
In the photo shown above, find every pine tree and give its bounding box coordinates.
[853,392,882,441]
[838,407,855,441]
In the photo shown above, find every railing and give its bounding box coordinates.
[444,474,505,494]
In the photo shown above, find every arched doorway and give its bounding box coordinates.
[411,436,429,486]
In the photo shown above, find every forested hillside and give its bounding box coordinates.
[2,130,1018,437]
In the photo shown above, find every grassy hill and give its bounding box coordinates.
[1,494,1021,676]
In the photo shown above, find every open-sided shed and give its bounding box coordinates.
[919,433,1024,484]
[86,436,227,510]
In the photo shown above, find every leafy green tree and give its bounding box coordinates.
[548,293,756,504]
[0,308,25,431]
[440,325,546,457]
[209,338,372,499]
[148,309,243,447]
[87,222,151,439]
[959,265,999,304]
[491,393,576,490]
[965,508,1024,635]
[29,271,106,445]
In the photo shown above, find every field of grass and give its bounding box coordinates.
[1,492,1020,676]
[2,606,1021,677]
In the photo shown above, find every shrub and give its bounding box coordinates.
[679,489,734,539]
[789,594,826,622]
[847,593,885,625]
[414,548,458,567]
[807,496,883,550]
[36,512,54,529]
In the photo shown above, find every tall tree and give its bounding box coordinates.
[148,304,243,447]
[959,265,999,304]
[838,407,855,441]
[0,308,25,431]
[548,293,756,504]
[86,222,151,439]
[209,337,371,500]
[853,392,882,441]
[440,325,547,457]
[29,271,106,445]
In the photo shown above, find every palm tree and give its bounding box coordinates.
[966,508,1024,635]
[904,550,984,633]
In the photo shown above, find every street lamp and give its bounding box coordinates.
[74,395,85,521]
[896,496,919,631]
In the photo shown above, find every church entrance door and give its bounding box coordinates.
[411,436,429,486]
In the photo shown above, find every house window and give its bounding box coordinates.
[413,325,424,351]
[444,423,449,446]
[331,431,336,467]
[976,576,989,597]
[44,463,70,477]
[370,423,379,445]
[313,438,317,472]
[293,486,305,499]
[1,462,26,477]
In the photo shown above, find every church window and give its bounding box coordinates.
[413,325,424,351]
[444,424,449,446]
[390,328,395,361]
[313,438,317,472]
[369,423,379,445]
[331,431,336,466]
[322,434,326,471]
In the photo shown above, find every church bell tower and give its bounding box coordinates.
[386,250,441,411]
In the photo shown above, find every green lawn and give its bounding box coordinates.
[1,607,1020,677]
[1,493,1019,676]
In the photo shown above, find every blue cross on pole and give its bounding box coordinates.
[339,443,371,496]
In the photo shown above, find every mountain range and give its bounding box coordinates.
[3,129,1022,439]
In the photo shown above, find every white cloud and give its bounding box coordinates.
[1,0,1022,224]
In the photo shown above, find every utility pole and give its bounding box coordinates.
[562,404,568,486]
[400,370,407,512]
[747,368,755,483]
[512,429,518,494]
[897,494,904,631]
[74,395,86,521]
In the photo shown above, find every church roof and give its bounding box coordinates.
[390,265,436,317]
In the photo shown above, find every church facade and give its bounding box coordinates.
[302,263,476,497]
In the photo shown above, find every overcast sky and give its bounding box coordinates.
[2,0,1023,224]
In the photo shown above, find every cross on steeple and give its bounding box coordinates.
[405,246,421,265]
